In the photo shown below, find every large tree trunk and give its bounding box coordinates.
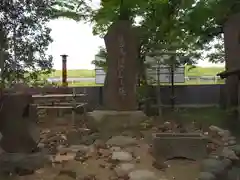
[223,13,240,128]
[225,76,239,130]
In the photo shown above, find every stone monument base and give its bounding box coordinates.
[86,110,147,133]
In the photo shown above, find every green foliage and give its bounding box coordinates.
[50,0,92,21]
[0,0,95,86]
[0,0,54,85]
[89,0,240,65]
[91,46,107,71]
[50,69,95,78]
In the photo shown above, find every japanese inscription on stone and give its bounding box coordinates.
[103,20,138,110]
[118,35,126,97]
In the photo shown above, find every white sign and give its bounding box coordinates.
[148,66,185,74]
[146,66,185,83]
[95,56,106,84]
[95,68,106,84]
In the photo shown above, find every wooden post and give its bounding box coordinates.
[156,60,162,117]
[61,54,68,87]
[71,87,76,125]
[0,46,4,95]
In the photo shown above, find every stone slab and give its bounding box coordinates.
[0,151,49,173]
[152,133,209,161]
[86,110,147,132]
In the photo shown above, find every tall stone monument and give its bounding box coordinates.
[86,20,147,132]
[103,20,138,111]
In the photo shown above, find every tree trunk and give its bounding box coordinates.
[225,76,239,130]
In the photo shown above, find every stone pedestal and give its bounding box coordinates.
[152,133,208,161]
[0,152,49,173]
[103,20,139,111]
[0,93,40,153]
[86,110,147,133]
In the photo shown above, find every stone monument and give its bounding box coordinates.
[103,20,138,111]
[0,93,40,153]
[0,92,47,175]
[86,20,147,132]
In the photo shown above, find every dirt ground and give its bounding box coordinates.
[9,115,202,180]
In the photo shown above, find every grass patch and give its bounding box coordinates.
[186,66,224,76]
[64,80,224,87]
[47,66,225,86]
[48,66,224,78]
[57,82,101,87]
[164,107,227,128]
[50,69,95,78]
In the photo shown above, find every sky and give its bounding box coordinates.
[47,19,104,70]
[46,1,224,70]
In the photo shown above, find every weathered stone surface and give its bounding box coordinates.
[0,94,39,153]
[58,170,77,179]
[128,170,158,180]
[86,110,147,133]
[114,163,135,177]
[103,20,139,111]
[53,153,76,163]
[198,172,215,180]
[107,136,138,147]
[111,151,133,162]
[229,144,240,155]
[57,145,91,154]
[152,133,208,161]
[0,152,49,173]
[201,159,226,175]
[110,146,121,152]
[219,147,238,160]
[66,131,99,145]
[228,140,236,146]
[221,158,232,168]
[209,125,224,133]
[227,167,240,180]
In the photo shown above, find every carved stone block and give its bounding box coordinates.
[103,20,138,111]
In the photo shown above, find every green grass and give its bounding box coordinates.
[167,107,227,127]
[155,107,228,131]
[50,69,95,78]
[49,66,224,78]
[185,66,224,76]
[48,66,225,86]
[164,107,240,138]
